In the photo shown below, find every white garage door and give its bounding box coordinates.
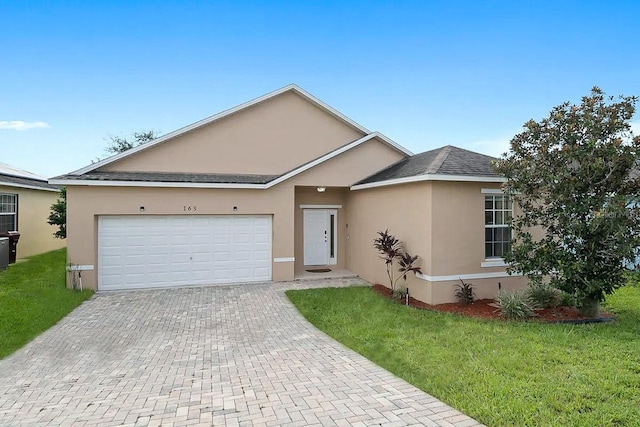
[98,215,272,291]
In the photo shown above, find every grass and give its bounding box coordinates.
[286,285,640,427]
[0,249,93,358]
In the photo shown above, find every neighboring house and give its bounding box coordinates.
[51,84,526,304]
[0,163,65,259]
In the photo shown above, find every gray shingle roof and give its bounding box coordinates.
[0,173,60,191]
[356,145,501,185]
[53,171,278,185]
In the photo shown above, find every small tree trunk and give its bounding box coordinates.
[578,296,600,318]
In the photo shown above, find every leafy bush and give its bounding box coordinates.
[490,291,535,320]
[392,288,408,300]
[455,279,476,305]
[558,291,576,307]
[526,281,562,309]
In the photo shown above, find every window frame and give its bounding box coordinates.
[0,193,18,233]
[481,189,512,264]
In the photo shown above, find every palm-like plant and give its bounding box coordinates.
[373,230,422,291]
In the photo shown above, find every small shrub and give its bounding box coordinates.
[558,291,576,307]
[490,291,535,320]
[392,288,408,300]
[526,282,562,309]
[455,279,476,305]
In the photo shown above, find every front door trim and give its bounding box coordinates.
[299,204,342,209]
[302,208,338,266]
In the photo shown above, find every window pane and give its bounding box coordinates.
[505,211,512,223]
[495,198,503,209]
[485,243,493,258]
[494,243,503,257]
[0,216,15,233]
[329,214,335,258]
[0,194,17,214]
[485,228,493,242]
[496,211,503,225]
[485,198,493,209]
[485,211,493,225]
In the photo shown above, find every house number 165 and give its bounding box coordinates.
[183,206,197,212]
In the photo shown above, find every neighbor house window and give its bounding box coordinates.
[0,194,17,233]
[485,193,511,258]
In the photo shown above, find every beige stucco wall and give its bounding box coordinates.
[101,91,365,176]
[345,182,431,302]
[0,185,66,258]
[346,180,528,304]
[66,135,406,290]
[430,276,527,305]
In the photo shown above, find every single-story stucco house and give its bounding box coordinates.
[0,163,65,259]
[51,84,526,304]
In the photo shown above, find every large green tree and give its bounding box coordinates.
[495,87,640,317]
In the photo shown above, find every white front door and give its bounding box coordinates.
[303,209,337,266]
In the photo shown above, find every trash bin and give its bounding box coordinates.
[0,232,20,264]
[0,237,8,269]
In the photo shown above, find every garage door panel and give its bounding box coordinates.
[98,215,272,290]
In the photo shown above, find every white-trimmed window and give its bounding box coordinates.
[484,192,512,258]
[0,194,17,233]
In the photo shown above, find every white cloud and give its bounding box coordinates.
[0,120,50,131]
[630,120,640,136]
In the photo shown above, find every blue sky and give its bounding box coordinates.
[1,0,639,178]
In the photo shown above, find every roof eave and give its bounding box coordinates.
[48,179,268,189]
[0,180,60,192]
[350,174,506,190]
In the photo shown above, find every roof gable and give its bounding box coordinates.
[71,84,412,176]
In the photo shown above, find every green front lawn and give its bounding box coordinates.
[0,249,93,358]
[286,285,640,426]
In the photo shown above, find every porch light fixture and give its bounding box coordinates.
[316,187,326,192]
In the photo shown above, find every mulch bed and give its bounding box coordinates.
[371,284,614,323]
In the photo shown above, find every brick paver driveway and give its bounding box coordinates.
[0,279,483,426]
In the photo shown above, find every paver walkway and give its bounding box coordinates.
[0,279,484,426]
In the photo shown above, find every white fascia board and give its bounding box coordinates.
[0,181,60,192]
[48,179,267,189]
[369,131,413,156]
[350,174,506,190]
[416,271,521,282]
[290,85,371,135]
